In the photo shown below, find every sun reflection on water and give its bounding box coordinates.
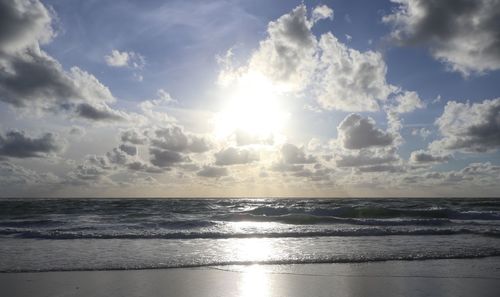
[239,265,270,297]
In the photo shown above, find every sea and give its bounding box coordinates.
[1,198,500,272]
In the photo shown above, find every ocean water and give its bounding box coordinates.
[1,198,500,272]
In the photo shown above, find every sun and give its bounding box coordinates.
[215,71,289,141]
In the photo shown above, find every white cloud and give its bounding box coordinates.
[315,33,396,112]
[391,90,424,114]
[412,128,431,139]
[105,49,145,69]
[312,5,334,24]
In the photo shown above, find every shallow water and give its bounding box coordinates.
[1,198,499,272]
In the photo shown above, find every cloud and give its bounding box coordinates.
[0,0,122,121]
[270,143,316,173]
[383,0,500,75]
[390,91,424,114]
[431,98,500,152]
[338,114,395,149]
[197,165,228,178]
[315,32,396,111]
[75,103,125,121]
[149,147,187,168]
[412,128,431,139]
[68,126,86,137]
[214,147,259,166]
[335,149,399,167]
[119,144,137,156]
[219,4,414,113]
[247,4,318,91]
[66,155,112,183]
[0,160,59,185]
[151,126,211,153]
[234,130,273,146]
[105,49,145,68]
[0,130,63,158]
[121,129,147,145]
[409,150,451,164]
[280,143,316,164]
[312,5,334,24]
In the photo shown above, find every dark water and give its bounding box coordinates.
[1,198,500,272]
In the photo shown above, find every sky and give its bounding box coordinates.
[1,0,500,197]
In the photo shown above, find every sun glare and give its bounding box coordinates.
[215,72,289,140]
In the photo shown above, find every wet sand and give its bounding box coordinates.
[2,257,500,297]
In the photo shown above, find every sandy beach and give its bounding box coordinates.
[2,257,500,297]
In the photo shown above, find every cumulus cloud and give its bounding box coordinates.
[0,130,63,158]
[149,147,187,168]
[312,5,334,23]
[390,91,424,114]
[75,103,125,121]
[338,114,394,150]
[280,143,316,164]
[66,155,111,183]
[121,129,147,145]
[151,126,211,153]
[409,150,451,164]
[214,147,259,166]
[197,165,228,178]
[315,33,396,111]
[383,0,500,75]
[431,98,500,152]
[219,4,416,113]
[105,49,145,68]
[0,0,123,121]
[248,4,318,91]
[119,144,137,156]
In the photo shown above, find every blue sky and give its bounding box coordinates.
[1,0,500,197]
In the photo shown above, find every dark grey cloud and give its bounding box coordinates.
[119,144,137,156]
[0,0,121,121]
[127,161,164,173]
[0,130,62,158]
[338,114,394,150]
[75,103,124,121]
[197,165,228,178]
[410,150,451,164]
[151,126,211,153]
[357,164,405,173]
[384,0,500,75]
[149,148,187,168]
[214,147,259,166]
[106,148,130,165]
[431,98,500,152]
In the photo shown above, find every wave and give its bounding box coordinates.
[216,213,451,226]
[242,206,500,221]
[1,227,498,240]
[3,251,500,273]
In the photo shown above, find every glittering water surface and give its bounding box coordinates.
[1,198,500,272]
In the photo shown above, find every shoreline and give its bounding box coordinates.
[3,254,500,274]
[2,258,500,297]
